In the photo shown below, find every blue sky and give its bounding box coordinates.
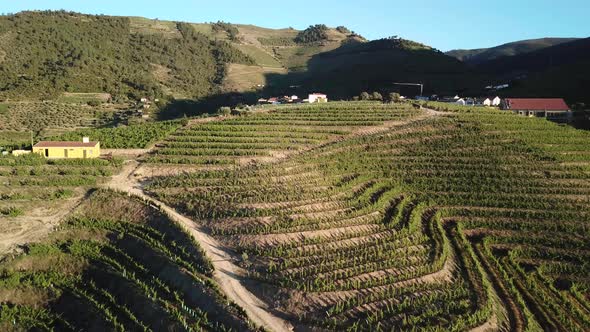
[2,0,589,51]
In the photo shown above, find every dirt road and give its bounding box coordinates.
[0,195,85,257]
[104,161,294,332]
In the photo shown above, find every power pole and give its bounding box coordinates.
[393,82,424,97]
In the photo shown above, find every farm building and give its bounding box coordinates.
[308,93,328,103]
[33,137,100,159]
[501,98,571,121]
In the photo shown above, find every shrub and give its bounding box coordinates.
[388,92,401,103]
[295,24,329,44]
[336,26,351,34]
[372,92,383,101]
[217,107,231,116]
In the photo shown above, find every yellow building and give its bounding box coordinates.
[33,137,100,159]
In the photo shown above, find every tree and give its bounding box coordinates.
[388,92,401,103]
[336,26,351,34]
[217,106,231,116]
[360,92,370,101]
[372,92,383,101]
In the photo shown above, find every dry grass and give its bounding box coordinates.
[222,64,287,92]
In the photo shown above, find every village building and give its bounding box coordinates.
[477,96,501,107]
[501,98,571,121]
[308,93,328,103]
[33,137,100,159]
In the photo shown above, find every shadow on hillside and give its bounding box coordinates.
[262,41,483,99]
[156,91,259,120]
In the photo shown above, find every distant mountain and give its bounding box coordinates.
[475,38,590,103]
[446,38,579,65]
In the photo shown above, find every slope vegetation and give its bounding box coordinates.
[0,189,255,331]
[0,11,253,100]
[146,102,590,330]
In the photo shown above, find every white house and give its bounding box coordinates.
[308,93,328,103]
[455,98,466,106]
[475,96,501,106]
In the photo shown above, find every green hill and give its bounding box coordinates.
[446,37,579,64]
[0,11,254,101]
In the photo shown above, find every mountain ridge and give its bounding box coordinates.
[446,37,580,64]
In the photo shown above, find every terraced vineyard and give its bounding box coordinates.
[0,101,119,133]
[147,102,590,331]
[0,189,256,331]
[0,154,122,253]
[145,102,422,167]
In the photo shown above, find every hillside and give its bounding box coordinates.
[446,37,579,64]
[143,102,590,330]
[0,10,588,111]
[262,37,478,98]
[0,11,254,101]
[0,189,255,331]
[2,101,590,330]
[475,38,590,103]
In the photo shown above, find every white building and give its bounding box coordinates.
[308,93,328,103]
[477,96,501,106]
[455,98,466,106]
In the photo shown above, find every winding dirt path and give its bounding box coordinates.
[98,106,444,331]
[104,161,294,332]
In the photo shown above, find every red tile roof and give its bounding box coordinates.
[33,141,99,148]
[504,98,569,111]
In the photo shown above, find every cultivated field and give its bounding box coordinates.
[0,154,121,253]
[1,101,589,331]
[146,102,590,331]
[0,101,124,133]
[0,189,255,331]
